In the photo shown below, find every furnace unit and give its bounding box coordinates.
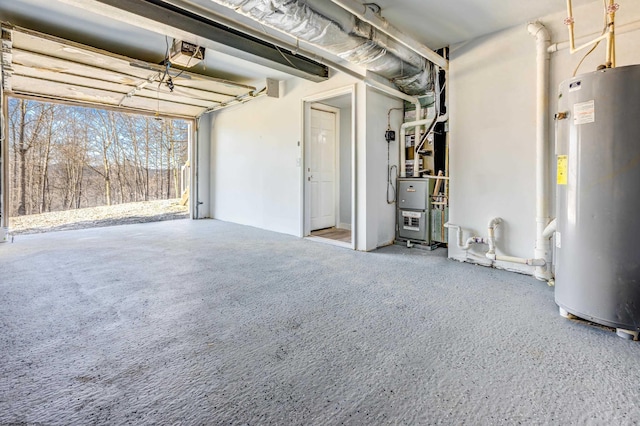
[396,178,435,247]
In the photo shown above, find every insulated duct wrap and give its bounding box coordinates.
[209,0,434,94]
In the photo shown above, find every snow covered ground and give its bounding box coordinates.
[8,199,188,235]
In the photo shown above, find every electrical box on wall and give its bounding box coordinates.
[169,40,205,67]
[385,130,395,142]
[266,78,280,98]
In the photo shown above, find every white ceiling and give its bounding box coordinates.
[0,0,598,114]
[368,0,593,49]
[0,0,597,62]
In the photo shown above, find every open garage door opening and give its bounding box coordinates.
[6,97,191,236]
[0,22,272,238]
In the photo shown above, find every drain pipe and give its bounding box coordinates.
[528,22,554,281]
[486,217,501,255]
[485,218,545,266]
[442,25,556,277]
[444,223,487,250]
[449,25,554,276]
[447,219,546,266]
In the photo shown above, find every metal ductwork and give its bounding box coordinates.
[208,0,434,95]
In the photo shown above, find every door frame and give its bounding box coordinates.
[301,85,356,249]
[308,104,340,232]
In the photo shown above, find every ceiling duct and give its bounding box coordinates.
[208,0,434,95]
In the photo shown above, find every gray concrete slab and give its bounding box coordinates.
[1,219,638,425]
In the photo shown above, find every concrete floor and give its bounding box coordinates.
[1,219,639,425]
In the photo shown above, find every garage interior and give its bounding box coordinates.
[2,0,640,424]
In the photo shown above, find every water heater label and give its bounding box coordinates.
[556,232,561,248]
[574,100,595,125]
[557,155,568,185]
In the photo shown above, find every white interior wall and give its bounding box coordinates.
[449,25,536,273]
[448,0,640,274]
[365,88,403,248]
[195,112,213,219]
[209,73,362,238]
[208,71,405,251]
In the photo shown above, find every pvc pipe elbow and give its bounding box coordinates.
[542,218,557,239]
[444,223,464,249]
[527,21,551,42]
[527,258,546,267]
[488,217,503,229]
[486,218,502,252]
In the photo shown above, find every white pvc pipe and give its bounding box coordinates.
[413,111,450,177]
[528,22,554,282]
[492,254,546,267]
[410,66,449,177]
[444,24,556,279]
[326,0,448,70]
[483,217,546,266]
[486,217,502,255]
[399,117,431,178]
[448,218,547,267]
[443,223,487,250]
[542,218,557,240]
[331,61,424,174]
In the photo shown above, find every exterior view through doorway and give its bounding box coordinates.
[302,86,356,249]
[1,97,193,236]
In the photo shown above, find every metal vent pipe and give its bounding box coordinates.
[208,0,434,94]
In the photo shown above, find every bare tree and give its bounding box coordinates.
[8,98,189,217]
[13,99,48,215]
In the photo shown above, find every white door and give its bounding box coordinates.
[309,108,336,231]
